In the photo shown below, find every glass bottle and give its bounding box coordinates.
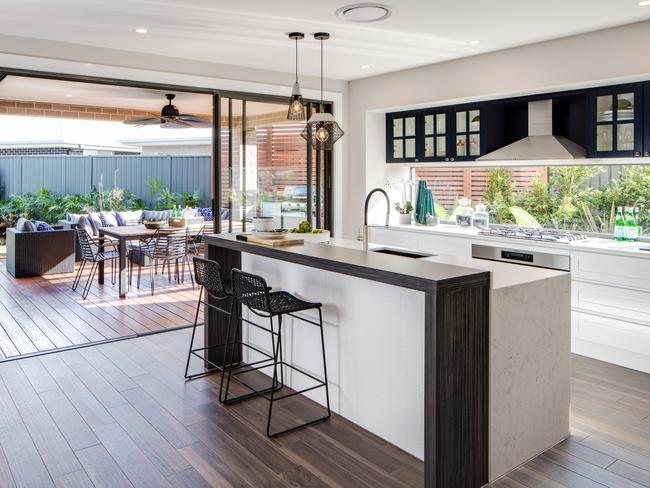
[614,206,625,241]
[625,207,637,241]
[473,202,489,228]
[456,198,474,228]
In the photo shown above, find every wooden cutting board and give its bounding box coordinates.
[242,234,304,247]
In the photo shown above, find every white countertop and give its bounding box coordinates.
[328,238,565,290]
[371,223,650,259]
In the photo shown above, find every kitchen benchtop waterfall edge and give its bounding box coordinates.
[205,233,491,488]
[204,233,490,290]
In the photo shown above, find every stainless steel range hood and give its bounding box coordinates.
[478,100,585,161]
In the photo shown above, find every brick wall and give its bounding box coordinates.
[0,99,212,122]
[0,146,83,156]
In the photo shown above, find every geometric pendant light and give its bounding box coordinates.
[300,32,344,150]
[287,32,307,120]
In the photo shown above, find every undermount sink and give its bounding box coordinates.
[369,247,435,259]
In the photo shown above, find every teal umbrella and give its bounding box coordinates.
[415,180,435,224]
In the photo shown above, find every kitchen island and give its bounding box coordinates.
[204,234,570,487]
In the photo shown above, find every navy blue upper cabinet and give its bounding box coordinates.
[451,107,482,161]
[386,106,484,163]
[587,84,643,158]
[386,111,419,163]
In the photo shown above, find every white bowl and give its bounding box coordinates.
[252,216,274,232]
[292,230,330,243]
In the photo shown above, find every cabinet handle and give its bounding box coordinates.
[634,151,641,157]
[450,157,455,162]
[645,151,650,157]
[445,158,449,162]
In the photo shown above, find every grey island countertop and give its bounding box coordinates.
[204,233,489,291]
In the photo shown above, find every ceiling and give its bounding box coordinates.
[2,0,650,81]
[0,76,286,115]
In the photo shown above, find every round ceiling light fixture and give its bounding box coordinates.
[335,3,393,23]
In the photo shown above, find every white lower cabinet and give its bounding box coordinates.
[369,228,650,373]
[571,250,650,373]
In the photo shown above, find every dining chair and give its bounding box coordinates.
[130,228,195,295]
[72,228,119,299]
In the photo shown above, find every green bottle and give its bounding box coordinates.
[625,206,637,242]
[614,206,625,241]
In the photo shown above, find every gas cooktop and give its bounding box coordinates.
[478,225,587,243]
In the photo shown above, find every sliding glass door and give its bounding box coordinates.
[215,96,331,234]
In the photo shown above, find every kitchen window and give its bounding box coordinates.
[410,164,650,236]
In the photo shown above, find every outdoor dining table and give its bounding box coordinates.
[97,224,205,298]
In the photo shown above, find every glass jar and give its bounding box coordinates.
[473,203,489,229]
[456,198,474,228]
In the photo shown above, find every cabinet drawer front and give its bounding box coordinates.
[572,311,650,357]
[369,227,419,249]
[417,233,472,257]
[571,251,650,291]
[573,281,650,326]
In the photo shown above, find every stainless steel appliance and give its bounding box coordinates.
[472,244,570,271]
[478,225,587,243]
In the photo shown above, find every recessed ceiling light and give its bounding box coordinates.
[467,40,481,45]
[65,94,72,98]
[361,64,371,69]
[134,27,148,34]
[336,3,393,23]
[638,0,650,5]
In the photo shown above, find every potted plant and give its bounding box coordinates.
[394,201,414,225]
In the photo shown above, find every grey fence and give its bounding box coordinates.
[0,155,212,206]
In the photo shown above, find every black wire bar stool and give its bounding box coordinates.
[184,257,233,380]
[219,268,331,437]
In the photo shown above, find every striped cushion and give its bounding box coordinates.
[142,210,172,221]
[99,211,119,227]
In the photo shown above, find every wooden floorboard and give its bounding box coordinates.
[0,258,199,360]
[0,325,645,486]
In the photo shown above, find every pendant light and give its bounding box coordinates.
[301,32,344,150]
[287,32,307,120]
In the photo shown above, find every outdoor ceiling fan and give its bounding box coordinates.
[123,94,211,129]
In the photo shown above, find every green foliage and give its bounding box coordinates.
[480,165,650,235]
[148,179,201,210]
[0,185,144,226]
[394,201,414,214]
[484,168,515,223]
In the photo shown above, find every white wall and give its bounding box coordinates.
[344,20,650,238]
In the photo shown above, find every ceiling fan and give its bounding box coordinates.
[123,93,211,129]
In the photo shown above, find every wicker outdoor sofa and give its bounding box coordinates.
[6,226,75,278]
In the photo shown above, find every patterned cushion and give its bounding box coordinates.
[99,211,119,227]
[116,210,143,226]
[142,209,172,221]
[196,207,214,221]
[35,221,54,232]
[86,212,102,236]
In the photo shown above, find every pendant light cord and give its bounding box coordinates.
[320,38,324,103]
[295,37,298,84]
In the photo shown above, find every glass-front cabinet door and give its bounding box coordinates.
[422,110,449,162]
[453,108,482,160]
[386,112,418,162]
[589,85,643,158]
